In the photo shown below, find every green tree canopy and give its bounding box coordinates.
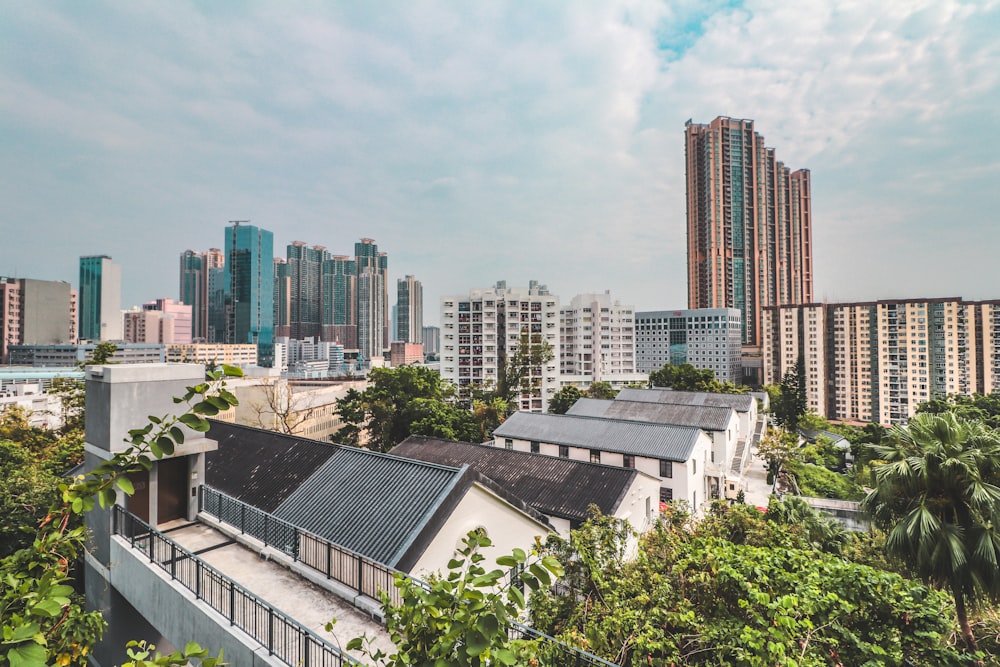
[548,386,583,414]
[648,363,747,395]
[861,412,1000,653]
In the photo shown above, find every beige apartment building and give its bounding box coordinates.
[764,298,1000,425]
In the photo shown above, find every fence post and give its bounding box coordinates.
[264,512,270,546]
[229,585,235,626]
[170,543,176,580]
[267,606,274,655]
[241,502,246,534]
[357,556,363,595]
[326,544,332,579]
[148,526,154,563]
[294,527,300,562]
[195,559,201,600]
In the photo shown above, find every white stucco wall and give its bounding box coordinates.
[409,483,552,578]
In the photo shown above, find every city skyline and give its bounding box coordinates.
[2,2,998,323]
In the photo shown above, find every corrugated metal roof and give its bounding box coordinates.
[618,387,754,412]
[391,436,644,522]
[492,411,701,462]
[205,420,339,512]
[568,398,735,431]
[273,447,466,567]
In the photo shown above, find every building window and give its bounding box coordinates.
[559,445,569,458]
[659,488,673,503]
[504,439,513,450]
[590,449,601,464]
[659,459,673,478]
[693,460,697,475]
[623,454,634,469]
[530,441,540,454]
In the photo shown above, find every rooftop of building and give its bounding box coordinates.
[568,397,736,432]
[492,411,702,462]
[390,435,649,522]
[616,387,755,413]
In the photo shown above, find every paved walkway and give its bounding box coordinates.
[741,445,776,509]
[159,521,395,662]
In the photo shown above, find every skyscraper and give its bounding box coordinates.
[0,277,75,363]
[78,255,122,341]
[685,117,813,381]
[286,242,329,340]
[179,248,224,342]
[223,223,274,362]
[355,238,388,361]
[322,255,357,348]
[396,275,423,344]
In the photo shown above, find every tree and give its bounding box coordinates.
[496,331,554,405]
[0,365,241,666]
[756,427,800,486]
[243,378,315,434]
[770,359,808,429]
[649,362,747,395]
[548,386,583,414]
[330,387,364,447]
[586,381,617,400]
[861,412,1000,653]
[470,396,508,441]
[348,530,563,666]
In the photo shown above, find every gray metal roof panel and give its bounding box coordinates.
[391,436,645,521]
[567,398,736,431]
[492,411,701,461]
[273,447,465,566]
[619,387,754,412]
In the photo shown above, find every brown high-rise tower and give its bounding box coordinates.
[685,117,813,370]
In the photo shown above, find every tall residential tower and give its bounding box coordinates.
[223,223,274,363]
[685,117,813,382]
[396,275,423,344]
[78,255,122,341]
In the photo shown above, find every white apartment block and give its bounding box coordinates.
[764,298,1000,425]
[559,292,645,389]
[164,343,258,367]
[441,280,560,412]
[636,308,742,383]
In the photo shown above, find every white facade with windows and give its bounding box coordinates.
[636,308,742,383]
[441,281,560,412]
[559,292,644,385]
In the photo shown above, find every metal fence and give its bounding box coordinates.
[199,486,404,607]
[112,507,363,667]
[197,486,619,667]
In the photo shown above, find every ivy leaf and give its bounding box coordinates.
[30,599,64,618]
[116,477,135,495]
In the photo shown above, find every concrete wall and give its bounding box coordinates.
[106,540,286,667]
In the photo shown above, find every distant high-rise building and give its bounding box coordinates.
[635,308,742,383]
[322,255,357,348]
[223,223,274,363]
[274,258,291,339]
[559,292,643,385]
[441,280,560,413]
[139,298,193,344]
[0,277,75,363]
[685,117,813,382]
[78,255,122,341]
[396,275,423,344]
[421,326,440,356]
[286,242,329,340]
[203,249,225,343]
[763,298,1000,425]
[355,239,389,361]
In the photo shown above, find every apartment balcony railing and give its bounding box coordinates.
[112,506,363,667]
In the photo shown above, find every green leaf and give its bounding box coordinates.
[346,637,363,651]
[178,413,210,432]
[222,364,244,377]
[156,435,175,456]
[465,630,489,657]
[169,426,185,444]
[100,487,117,509]
[116,476,135,495]
[508,585,524,609]
[7,641,47,667]
[529,562,552,586]
[30,599,63,618]
[5,623,40,644]
[495,555,517,567]
[447,558,465,569]
[193,401,220,416]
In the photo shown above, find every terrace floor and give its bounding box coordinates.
[159,519,395,662]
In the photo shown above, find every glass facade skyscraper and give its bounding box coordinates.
[223,223,274,363]
[78,255,122,341]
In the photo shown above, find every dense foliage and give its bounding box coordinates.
[862,412,1000,652]
[648,363,746,394]
[548,381,620,414]
[532,502,978,666]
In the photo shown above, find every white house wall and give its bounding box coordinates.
[410,483,552,578]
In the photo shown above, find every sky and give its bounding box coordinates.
[2,0,998,326]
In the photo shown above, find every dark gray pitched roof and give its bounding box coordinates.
[492,411,701,462]
[568,398,736,432]
[390,436,645,522]
[205,420,339,512]
[618,387,754,412]
[272,447,468,567]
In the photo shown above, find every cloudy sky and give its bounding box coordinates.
[2,1,998,324]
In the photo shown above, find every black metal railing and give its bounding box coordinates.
[112,507,363,667]
[199,486,404,608]
[198,486,619,667]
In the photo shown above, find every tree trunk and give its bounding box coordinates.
[952,584,978,653]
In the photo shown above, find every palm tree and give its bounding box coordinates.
[861,412,1000,652]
